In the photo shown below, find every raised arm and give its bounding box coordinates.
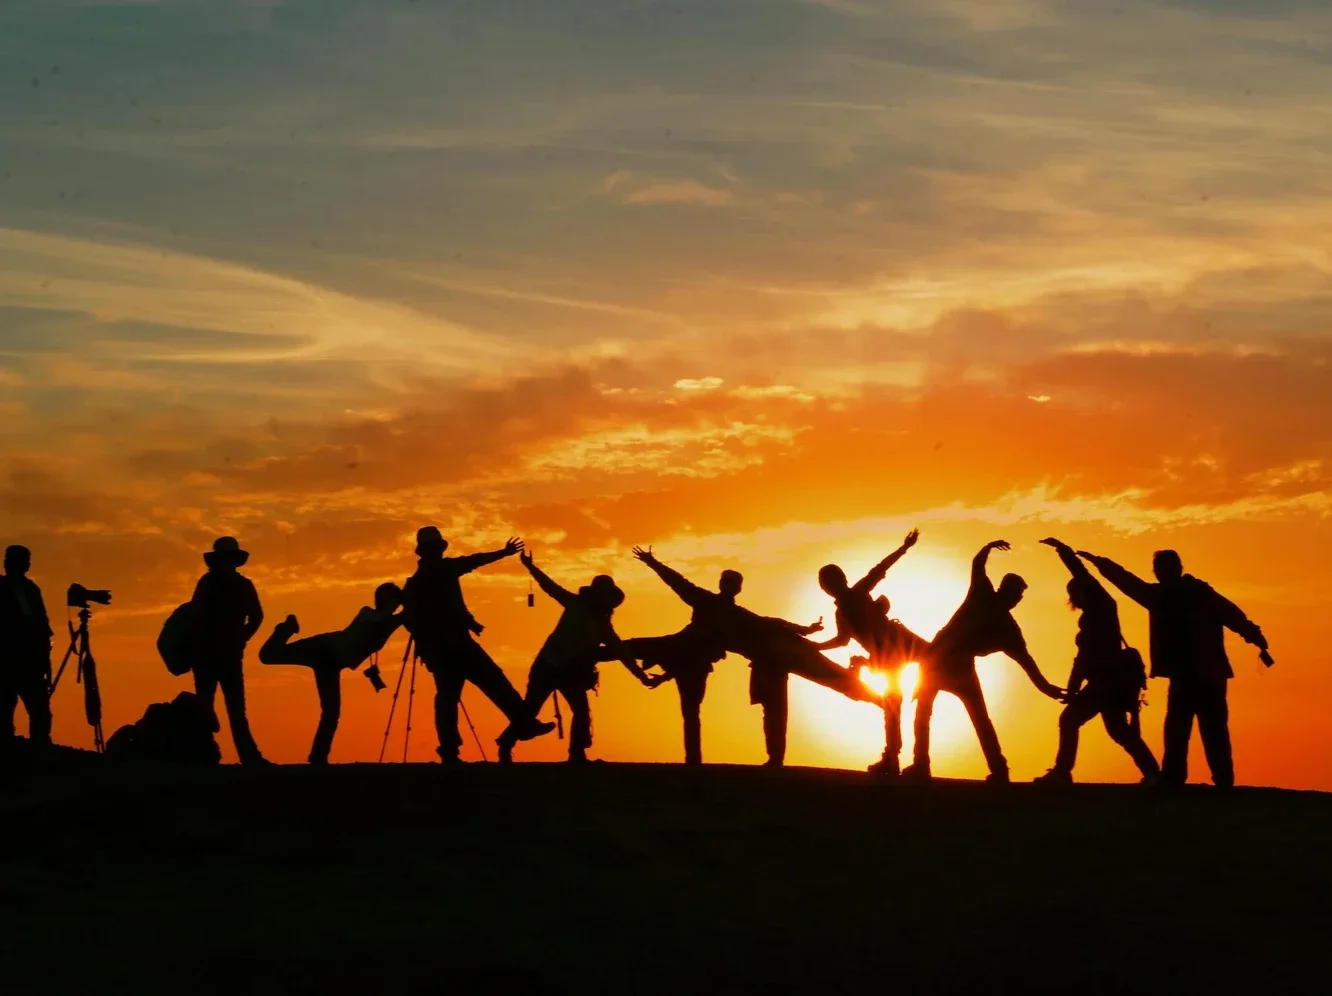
[519,552,577,608]
[970,540,1009,594]
[451,537,526,575]
[1077,552,1155,609]
[632,546,710,609]
[1040,537,1109,595]
[853,528,920,594]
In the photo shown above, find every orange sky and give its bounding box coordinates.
[3,0,1331,786]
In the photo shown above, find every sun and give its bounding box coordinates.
[783,549,1011,773]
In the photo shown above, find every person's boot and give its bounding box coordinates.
[900,762,932,783]
[513,718,557,743]
[1032,767,1072,786]
[567,746,588,764]
[1139,771,1162,787]
[868,753,900,778]
[496,740,514,764]
[986,766,1011,785]
[436,747,464,766]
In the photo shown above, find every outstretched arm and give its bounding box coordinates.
[519,552,578,608]
[1077,552,1155,609]
[1007,634,1064,701]
[452,537,526,575]
[814,609,852,650]
[764,615,824,637]
[1210,588,1272,663]
[853,528,920,594]
[633,546,710,609]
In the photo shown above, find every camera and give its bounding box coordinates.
[364,663,387,692]
[67,583,113,610]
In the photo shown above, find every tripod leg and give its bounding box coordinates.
[460,695,488,762]
[379,643,412,764]
[403,653,419,764]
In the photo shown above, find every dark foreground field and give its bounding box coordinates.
[2,752,1330,994]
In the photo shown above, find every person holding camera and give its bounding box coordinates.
[1078,547,1272,789]
[400,527,554,764]
[190,536,269,766]
[1032,539,1159,786]
[0,545,53,750]
[259,582,405,764]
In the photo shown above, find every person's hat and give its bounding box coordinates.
[203,536,249,567]
[580,574,625,611]
[415,526,448,555]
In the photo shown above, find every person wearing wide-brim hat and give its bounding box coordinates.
[497,552,655,764]
[189,535,269,765]
[399,526,555,763]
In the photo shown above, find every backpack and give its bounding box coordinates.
[157,602,197,677]
[1120,636,1148,733]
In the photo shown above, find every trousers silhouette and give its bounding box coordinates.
[509,657,593,758]
[258,626,344,764]
[1162,675,1232,787]
[676,668,709,765]
[879,690,904,772]
[1,661,51,745]
[750,663,788,766]
[913,668,1006,777]
[193,650,263,764]
[1053,686,1159,779]
[422,636,532,760]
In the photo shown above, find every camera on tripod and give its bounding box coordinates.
[67,583,112,610]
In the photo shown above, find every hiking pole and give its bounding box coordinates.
[460,696,488,762]
[378,636,413,763]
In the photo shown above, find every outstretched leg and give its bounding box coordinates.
[954,669,1008,780]
[1050,689,1104,776]
[1101,707,1160,780]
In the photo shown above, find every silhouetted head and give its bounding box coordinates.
[817,564,849,597]
[4,544,31,576]
[718,570,743,600]
[580,574,626,615]
[203,536,249,571]
[1153,549,1184,583]
[374,582,403,612]
[1066,576,1095,611]
[996,573,1027,610]
[874,594,891,615]
[415,526,448,559]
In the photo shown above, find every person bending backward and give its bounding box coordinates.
[815,528,932,776]
[1033,539,1159,785]
[399,527,554,764]
[0,545,54,749]
[1078,547,1271,789]
[190,536,269,766]
[631,547,871,767]
[904,540,1064,784]
[259,582,405,764]
[498,552,655,763]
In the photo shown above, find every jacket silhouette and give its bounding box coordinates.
[400,527,553,762]
[259,582,404,764]
[907,541,1063,783]
[816,529,928,775]
[1033,539,1158,785]
[1,545,53,748]
[498,554,652,763]
[189,537,268,765]
[632,547,863,767]
[1080,548,1270,788]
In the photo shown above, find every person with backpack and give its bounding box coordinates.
[258,582,404,764]
[189,536,269,766]
[1078,546,1272,788]
[497,552,655,763]
[813,529,932,776]
[0,545,53,750]
[1032,538,1159,785]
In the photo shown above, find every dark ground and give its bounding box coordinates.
[2,748,1330,995]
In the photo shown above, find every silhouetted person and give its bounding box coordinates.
[498,553,653,763]
[1,545,53,749]
[1033,539,1159,785]
[631,547,857,767]
[905,540,1063,784]
[1079,548,1271,789]
[815,529,931,776]
[190,536,268,765]
[259,582,405,764]
[400,527,553,763]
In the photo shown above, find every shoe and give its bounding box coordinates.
[284,614,300,635]
[1139,772,1161,787]
[867,755,900,778]
[900,763,932,783]
[514,719,557,743]
[1033,768,1072,786]
[436,748,464,765]
[986,768,1011,785]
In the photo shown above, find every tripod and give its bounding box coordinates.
[378,637,488,763]
[49,606,105,753]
